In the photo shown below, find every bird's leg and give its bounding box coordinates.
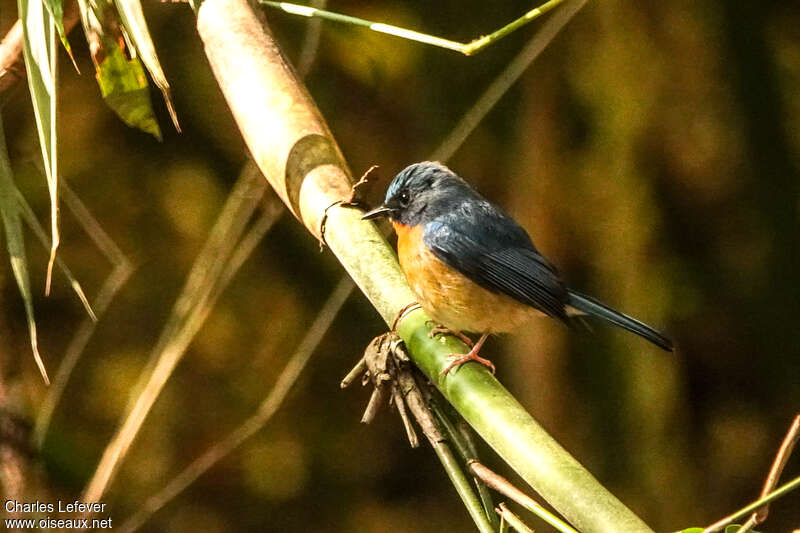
[441,333,495,375]
[427,323,474,347]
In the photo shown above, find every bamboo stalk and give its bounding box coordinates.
[195,1,654,531]
[428,400,499,529]
[431,439,497,533]
[259,0,570,56]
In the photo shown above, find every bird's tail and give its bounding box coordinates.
[566,290,674,351]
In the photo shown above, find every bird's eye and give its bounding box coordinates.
[399,190,410,206]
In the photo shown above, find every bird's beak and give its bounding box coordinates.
[361,205,394,220]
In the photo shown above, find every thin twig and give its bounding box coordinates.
[705,414,800,533]
[339,357,366,388]
[34,264,132,447]
[116,277,354,533]
[213,194,284,297]
[261,0,570,56]
[470,461,579,533]
[83,165,271,504]
[496,503,536,533]
[33,181,134,446]
[752,414,800,521]
[430,438,496,533]
[703,475,800,533]
[428,400,499,529]
[430,0,588,162]
[390,382,419,447]
[59,180,129,269]
[735,513,759,533]
[344,336,495,532]
[13,188,96,320]
[393,366,495,533]
[454,416,498,527]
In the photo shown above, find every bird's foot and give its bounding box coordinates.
[427,325,474,347]
[441,350,496,375]
[441,334,495,375]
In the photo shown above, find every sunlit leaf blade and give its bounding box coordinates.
[40,0,78,71]
[74,0,92,35]
[14,188,97,321]
[112,0,180,131]
[18,0,60,295]
[0,117,49,385]
[96,43,162,139]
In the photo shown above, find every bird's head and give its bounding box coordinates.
[362,161,466,227]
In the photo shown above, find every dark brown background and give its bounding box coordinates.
[1,0,799,531]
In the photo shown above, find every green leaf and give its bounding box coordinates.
[14,188,97,321]
[18,0,60,295]
[112,0,180,131]
[40,0,78,68]
[96,43,162,139]
[0,117,49,384]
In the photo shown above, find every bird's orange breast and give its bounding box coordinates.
[394,221,535,334]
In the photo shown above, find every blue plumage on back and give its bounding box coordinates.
[372,161,674,354]
[422,212,568,321]
[387,162,570,320]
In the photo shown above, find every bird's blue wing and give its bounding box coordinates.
[422,208,568,321]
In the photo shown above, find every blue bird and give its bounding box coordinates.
[363,162,673,374]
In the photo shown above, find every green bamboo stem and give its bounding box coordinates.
[259,0,570,55]
[453,417,500,528]
[431,438,497,533]
[391,308,650,533]
[195,0,654,531]
[430,400,499,529]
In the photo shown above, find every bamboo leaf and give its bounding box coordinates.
[96,42,162,139]
[18,0,60,295]
[0,117,49,384]
[112,0,180,131]
[41,0,78,69]
[76,0,164,137]
[14,188,97,321]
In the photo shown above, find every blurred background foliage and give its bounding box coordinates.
[1,0,799,531]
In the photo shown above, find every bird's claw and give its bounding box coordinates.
[441,351,496,375]
[427,325,474,347]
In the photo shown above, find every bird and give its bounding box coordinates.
[362,161,673,375]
